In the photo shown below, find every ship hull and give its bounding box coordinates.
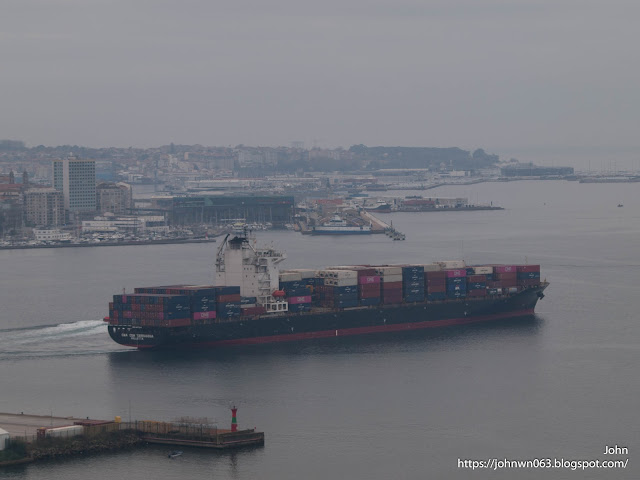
[108,284,546,349]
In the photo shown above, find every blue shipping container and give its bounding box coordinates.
[427,292,446,301]
[359,297,380,306]
[447,290,467,299]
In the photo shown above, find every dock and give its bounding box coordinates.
[0,408,264,465]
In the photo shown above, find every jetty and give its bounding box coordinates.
[0,407,263,466]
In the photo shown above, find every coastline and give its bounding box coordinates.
[0,237,217,251]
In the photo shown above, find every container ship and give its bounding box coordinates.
[106,232,548,349]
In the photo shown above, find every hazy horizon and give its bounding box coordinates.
[3,0,639,160]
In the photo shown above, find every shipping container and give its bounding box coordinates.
[288,295,312,305]
[427,284,446,293]
[517,271,541,280]
[218,293,242,303]
[494,265,516,274]
[241,306,267,316]
[288,303,312,313]
[515,265,541,273]
[380,274,403,283]
[324,278,358,287]
[279,272,303,282]
[421,263,443,272]
[427,292,446,301]
[375,266,402,276]
[358,275,381,285]
[472,266,494,275]
[445,269,467,278]
[447,290,467,299]
[193,311,217,320]
[437,260,466,269]
[467,289,487,297]
[360,297,381,306]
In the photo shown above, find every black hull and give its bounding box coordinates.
[108,285,547,349]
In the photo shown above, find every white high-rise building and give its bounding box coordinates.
[53,156,96,212]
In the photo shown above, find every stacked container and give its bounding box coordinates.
[357,268,381,307]
[110,293,191,327]
[493,265,517,288]
[445,268,467,299]
[317,269,358,308]
[402,266,425,302]
[466,274,487,297]
[425,270,447,301]
[214,286,241,319]
[516,265,541,287]
[376,266,403,304]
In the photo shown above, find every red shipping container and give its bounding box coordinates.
[193,311,217,320]
[382,281,403,290]
[467,275,486,282]
[425,270,446,278]
[358,275,381,284]
[494,265,516,274]
[123,311,132,318]
[218,294,241,302]
[516,265,540,273]
[167,318,191,327]
[359,289,381,299]
[427,279,446,287]
[427,285,446,293]
[241,306,267,315]
[288,295,312,304]
[445,269,467,278]
[495,272,517,280]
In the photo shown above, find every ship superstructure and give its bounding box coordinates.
[215,231,288,312]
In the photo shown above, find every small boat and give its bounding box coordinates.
[168,450,183,458]
[618,204,624,207]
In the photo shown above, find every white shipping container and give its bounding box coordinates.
[472,266,493,274]
[45,425,84,438]
[375,267,402,275]
[279,272,302,282]
[381,274,403,283]
[437,260,466,269]
[324,269,358,279]
[422,264,443,272]
[325,278,358,287]
[282,269,317,279]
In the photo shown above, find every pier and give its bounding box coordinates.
[360,211,406,240]
[0,408,264,466]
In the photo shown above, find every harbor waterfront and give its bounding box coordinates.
[1,180,638,479]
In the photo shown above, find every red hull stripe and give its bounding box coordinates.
[126,308,535,349]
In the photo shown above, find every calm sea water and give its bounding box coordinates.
[1,180,638,479]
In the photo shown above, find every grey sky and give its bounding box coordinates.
[2,0,638,153]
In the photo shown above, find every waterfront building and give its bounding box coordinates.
[151,194,294,227]
[24,188,65,227]
[96,182,133,215]
[52,156,96,212]
[81,214,168,234]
